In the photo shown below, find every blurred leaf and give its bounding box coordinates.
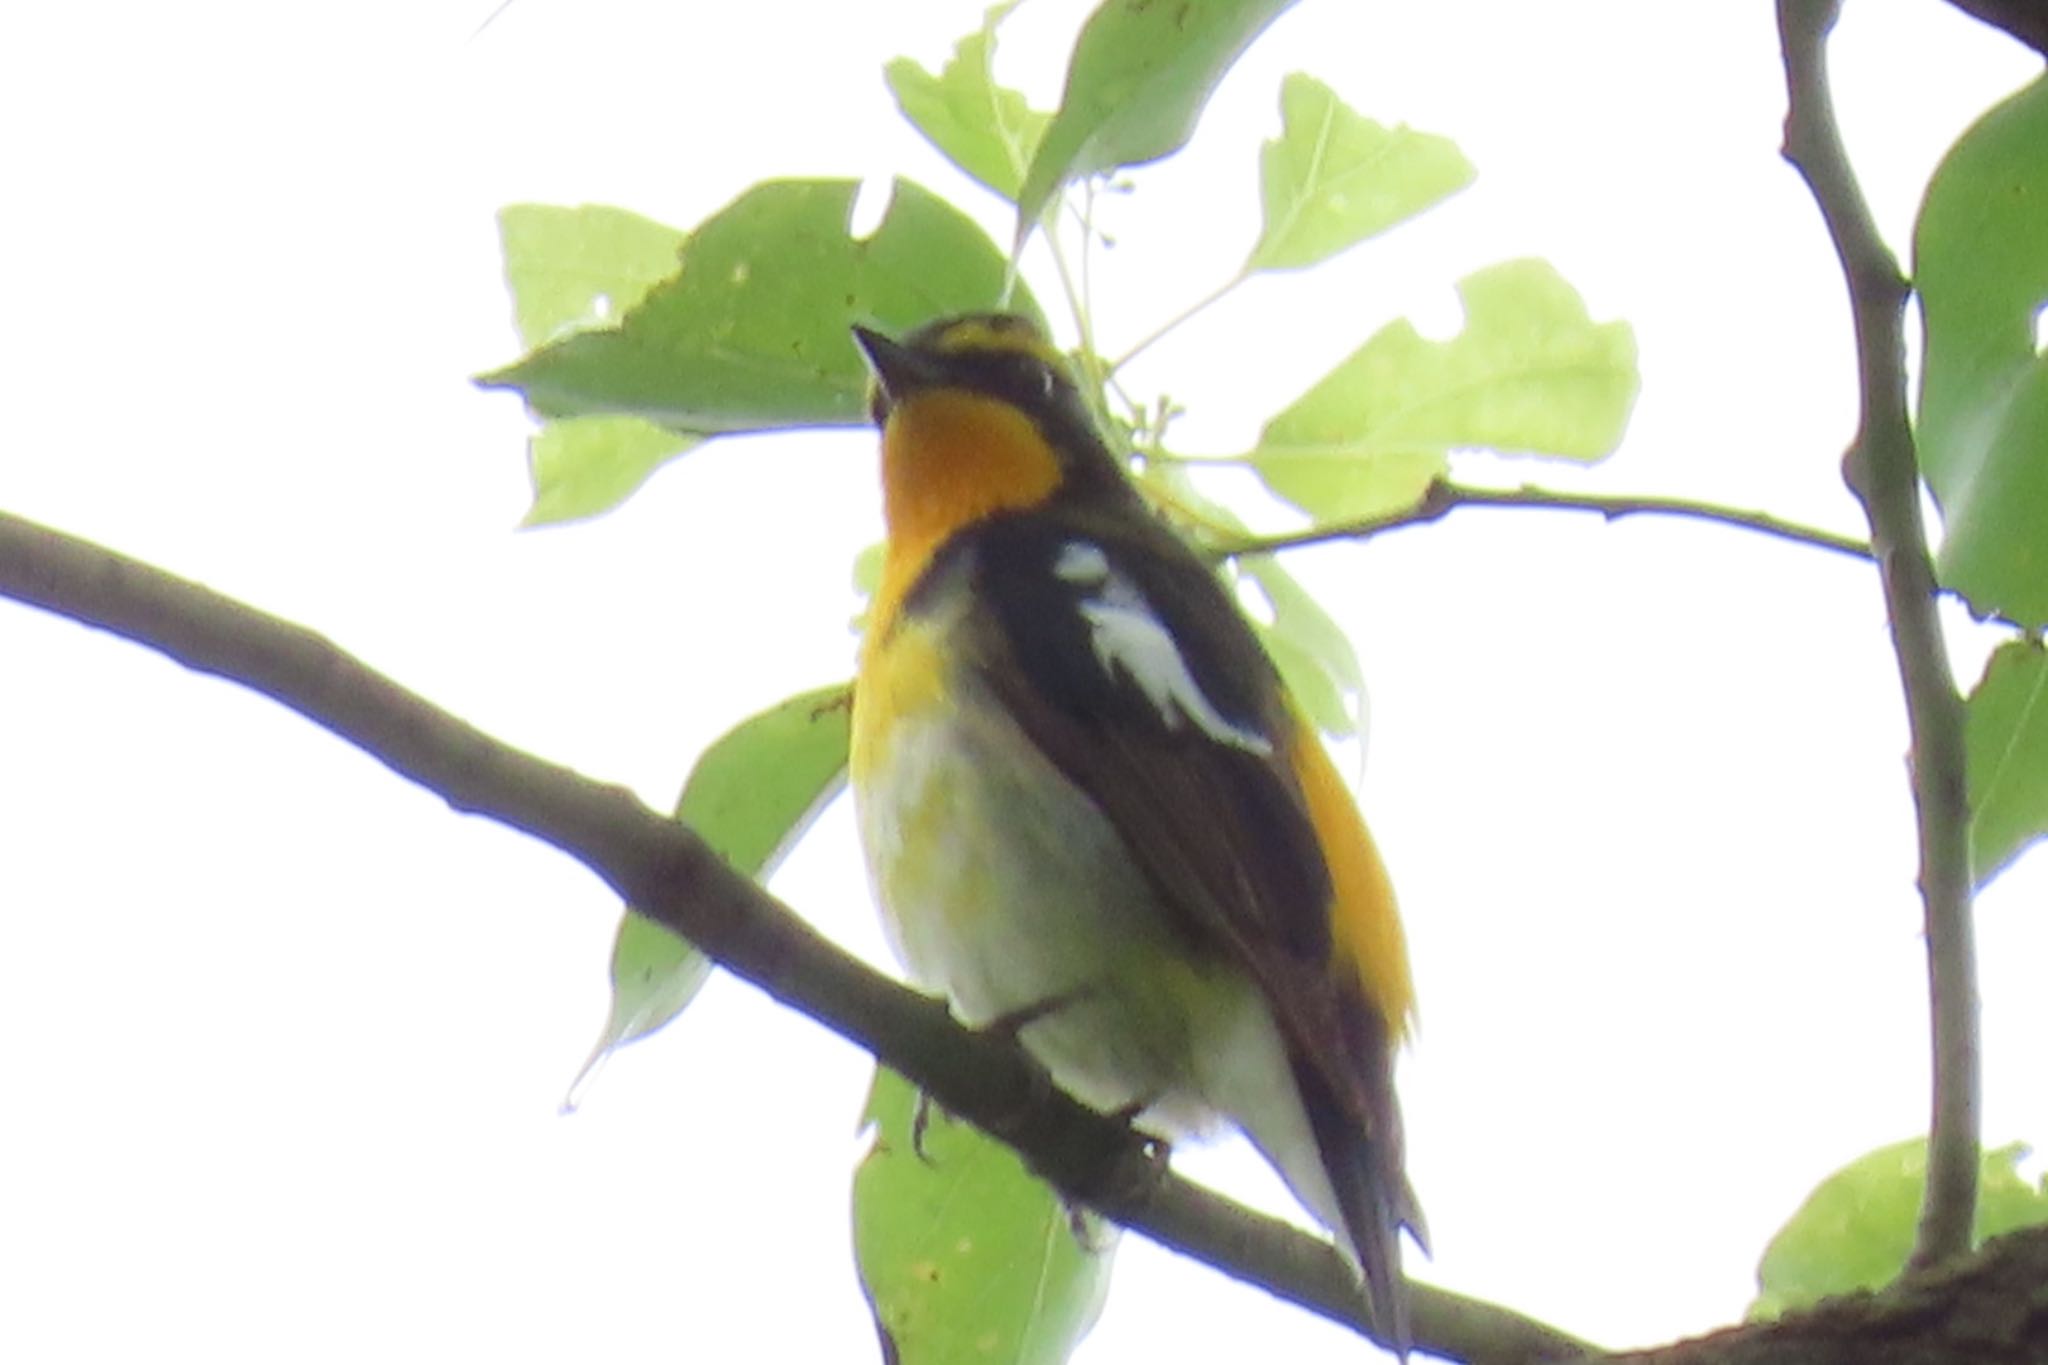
[1966,639,2048,886]
[1016,0,1297,230]
[855,1068,1116,1365]
[1134,462,1365,739]
[565,685,853,1105]
[1252,258,1638,522]
[851,539,887,634]
[497,203,687,347]
[1248,73,1474,273]
[522,416,696,527]
[482,178,1037,435]
[1915,74,2048,629]
[1751,1139,2048,1319]
[1238,554,1364,739]
[886,3,1050,201]
[1135,456,1252,547]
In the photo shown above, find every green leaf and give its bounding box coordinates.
[1914,74,2048,629]
[566,685,853,1104]
[1237,554,1364,739]
[494,207,700,524]
[851,539,887,634]
[1247,73,1475,273]
[522,416,696,528]
[1015,0,1298,231]
[1751,1139,2048,1319]
[854,1068,1116,1365]
[482,178,1038,435]
[1252,258,1639,522]
[1966,639,2048,886]
[497,204,688,348]
[885,3,1050,202]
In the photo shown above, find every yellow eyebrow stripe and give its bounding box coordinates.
[928,316,1067,367]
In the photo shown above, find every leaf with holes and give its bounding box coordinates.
[496,205,696,523]
[1248,73,1474,273]
[565,685,852,1105]
[854,1067,1116,1365]
[482,178,1038,436]
[498,203,687,348]
[1915,74,2048,629]
[1015,0,1297,232]
[1252,259,1638,523]
[886,3,1049,202]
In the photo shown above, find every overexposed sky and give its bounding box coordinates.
[1,3,2042,1361]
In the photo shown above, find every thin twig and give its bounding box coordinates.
[1208,478,1873,562]
[1777,0,1979,1268]
[1111,269,1248,374]
[0,509,1593,1365]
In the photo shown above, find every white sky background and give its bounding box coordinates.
[1,2,2043,1360]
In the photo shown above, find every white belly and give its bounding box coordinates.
[855,678,1291,1138]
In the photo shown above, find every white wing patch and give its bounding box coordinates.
[1052,541,1273,756]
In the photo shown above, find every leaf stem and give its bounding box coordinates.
[1042,195,1115,431]
[1777,0,1979,1269]
[1207,479,1874,562]
[1110,269,1249,374]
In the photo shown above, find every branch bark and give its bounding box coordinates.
[0,508,1587,1365]
[1608,1224,2048,1365]
[1210,479,1872,562]
[1776,0,1980,1269]
[1943,0,2048,56]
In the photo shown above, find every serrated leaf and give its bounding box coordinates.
[565,685,853,1105]
[497,203,688,348]
[886,3,1050,202]
[522,416,696,528]
[1966,639,2048,886]
[1751,1139,2048,1319]
[1015,0,1297,232]
[1248,73,1474,273]
[855,1068,1116,1365]
[1252,258,1638,522]
[482,178,1038,435]
[1238,555,1364,739]
[1915,75,2048,629]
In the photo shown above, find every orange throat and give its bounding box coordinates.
[871,390,1062,628]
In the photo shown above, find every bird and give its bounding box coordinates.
[848,312,1424,1351]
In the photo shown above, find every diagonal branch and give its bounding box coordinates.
[0,508,1590,1365]
[1209,479,1873,561]
[1942,0,2048,56]
[1777,0,1979,1268]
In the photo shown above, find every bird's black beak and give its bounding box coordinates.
[852,325,943,404]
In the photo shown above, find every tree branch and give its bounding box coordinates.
[1942,0,2048,56]
[1209,479,1873,562]
[0,509,1588,1365]
[1777,0,1980,1269]
[1607,1224,2048,1364]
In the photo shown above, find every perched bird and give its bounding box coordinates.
[849,313,1424,1349]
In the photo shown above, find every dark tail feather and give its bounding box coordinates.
[1297,1060,1421,1357]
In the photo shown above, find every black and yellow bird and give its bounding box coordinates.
[849,313,1424,1349]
